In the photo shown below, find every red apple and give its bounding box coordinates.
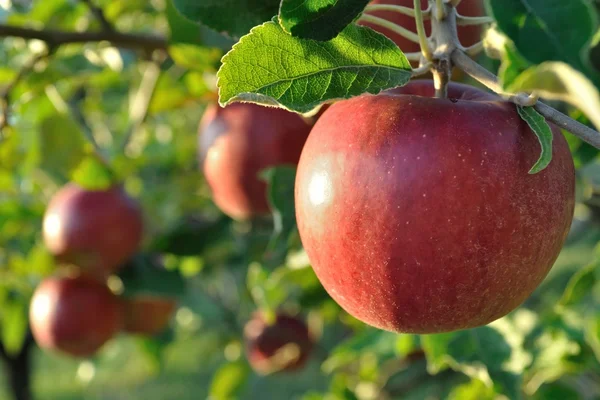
[122,295,177,336]
[360,0,485,55]
[199,103,312,219]
[43,183,143,276]
[295,80,575,334]
[29,275,123,357]
[244,312,314,374]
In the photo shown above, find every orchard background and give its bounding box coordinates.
[1,0,600,399]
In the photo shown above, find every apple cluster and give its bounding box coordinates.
[30,184,177,358]
[200,79,575,338]
[197,0,575,373]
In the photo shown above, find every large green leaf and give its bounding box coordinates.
[217,20,411,113]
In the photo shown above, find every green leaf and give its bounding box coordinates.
[209,361,250,399]
[166,0,201,44]
[323,328,400,373]
[150,215,233,257]
[38,114,86,182]
[585,316,600,362]
[558,261,598,308]
[484,28,530,88]
[532,382,582,400]
[1,292,28,356]
[260,166,297,267]
[71,156,117,191]
[118,254,186,299]
[279,0,370,41]
[169,44,222,73]
[172,0,279,39]
[26,244,56,276]
[486,0,597,73]
[217,21,412,113]
[516,106,553,174]
[422,327,522,400]
[447,379,495,400]
[509,62,600,132]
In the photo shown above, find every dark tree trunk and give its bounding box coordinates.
[0,331,34,400]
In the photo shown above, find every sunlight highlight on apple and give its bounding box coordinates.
[307,170,333,207]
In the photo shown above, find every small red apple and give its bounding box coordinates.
[360,0,485,56]
[199,102,312,219]
[244,312,314,374]
[29,275,123,357]
[295,80,575,334]
[43,183,143,276]
[122,295,177,336]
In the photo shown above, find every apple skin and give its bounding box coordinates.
[360,0,485,55]
[29,276,123,357]
[122,296,177,336]
[43,183,144,276]
[199,103,312,220]
[244,313,314,374]
[295,80,575,334]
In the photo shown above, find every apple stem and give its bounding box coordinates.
[432,61,451,98]
[359,14,421,44]
[451,49,600,149]
[364,4,428,19]
[448,0,462,7]
[414,0,433,62]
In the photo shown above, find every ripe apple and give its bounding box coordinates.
[295,80,575,334]
[360,0,485,56]
[43,183,143,276]
[122,295,177,336]
[199,102,312,219]
[244,312,314,374]
[29,275,123,357]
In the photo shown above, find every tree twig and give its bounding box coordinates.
[462,40,484,57]
[0,51,49,134]
[404,52,424,62]
[80,0,113,32]
[451,49,600,149]
[414,0,433,61]
[0,24,168,52]
[121,61,162,151]
[359,15,420,44]
[412,62,433,77]
[435,0,445,20]
[364,4,429,19]
[456,15,494,26]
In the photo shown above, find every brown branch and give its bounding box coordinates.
[80,0,114,32]
[0,24,168,52]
